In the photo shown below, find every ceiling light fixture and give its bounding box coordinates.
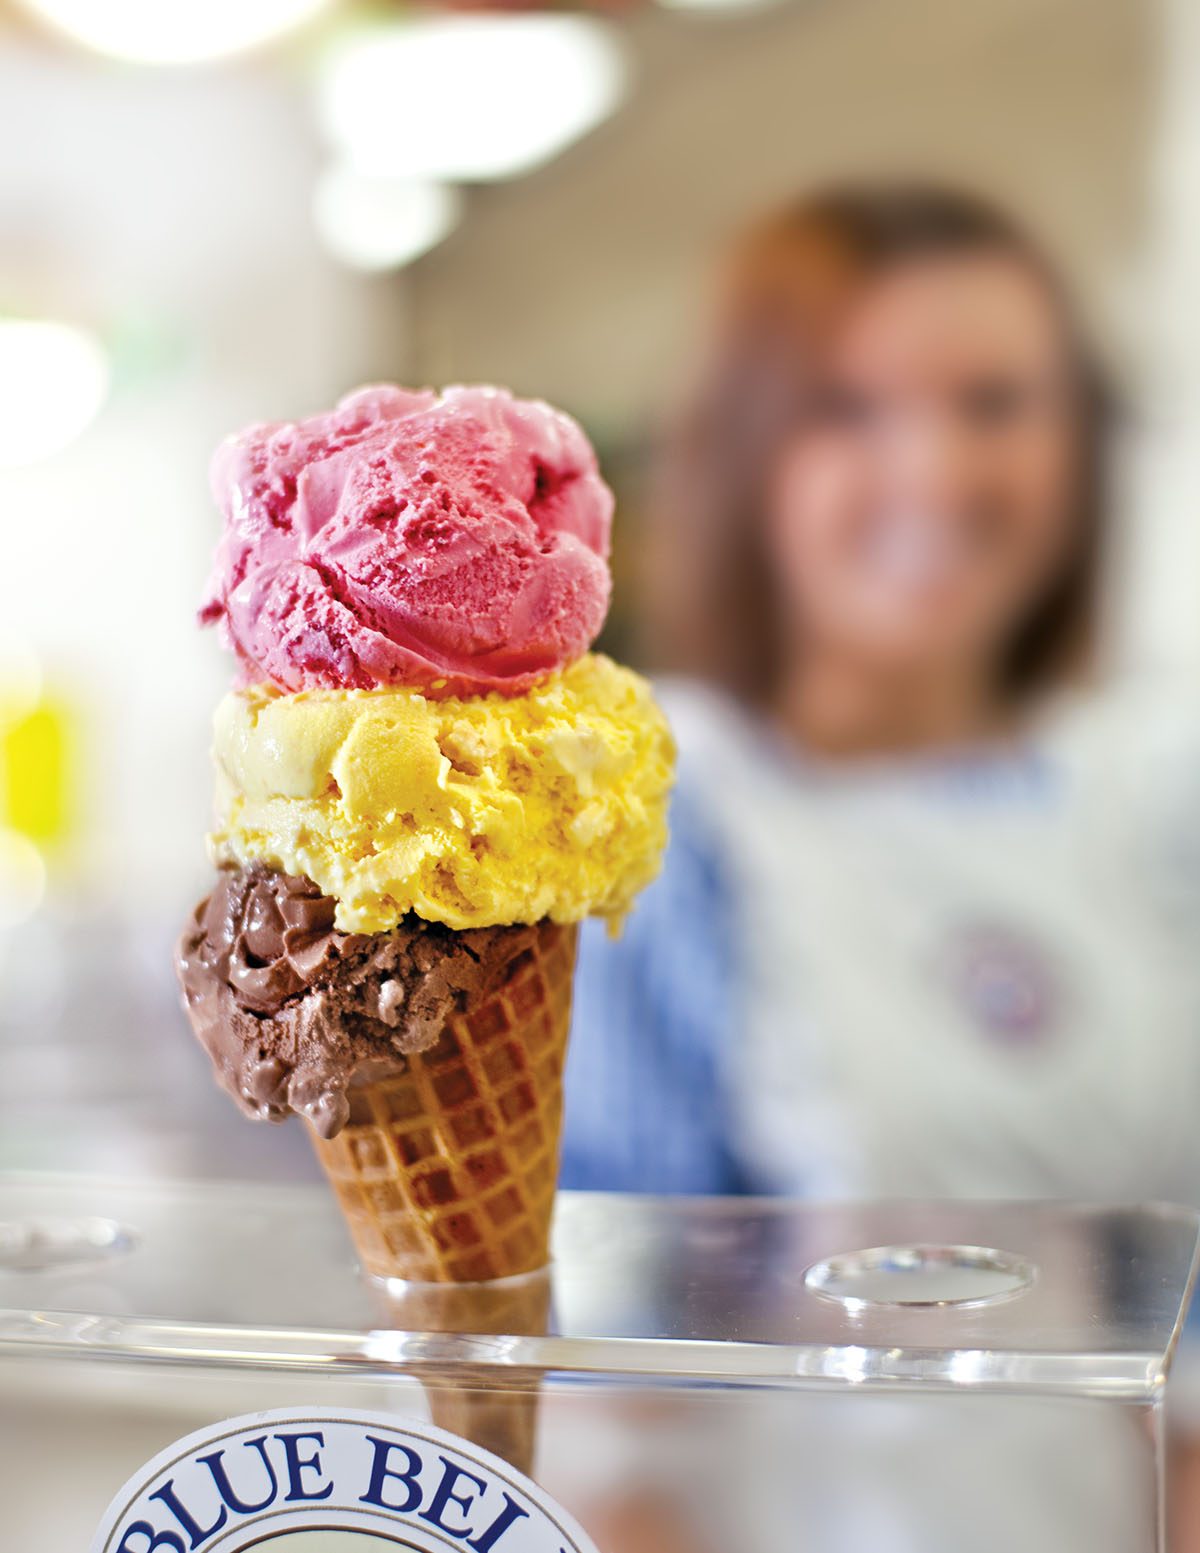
[13,0,336,66]
[0,319,109,469]
[313,166,462,273]
[318,15,626,184]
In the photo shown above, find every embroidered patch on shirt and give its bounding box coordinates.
[942,921,1060,1046]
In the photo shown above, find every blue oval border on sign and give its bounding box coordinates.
[92,1407,599,1553]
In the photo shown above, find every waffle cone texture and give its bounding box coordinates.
[312,920,578,1283]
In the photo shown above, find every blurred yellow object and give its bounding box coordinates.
[1,698,73,847]
[209,653,675,934]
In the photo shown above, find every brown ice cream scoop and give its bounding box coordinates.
[177,863,578,1474]
[175,865,538,1139]
[177,863,577,1283]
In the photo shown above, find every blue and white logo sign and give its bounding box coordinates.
[92,1408,598,1553]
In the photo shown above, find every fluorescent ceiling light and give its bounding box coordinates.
[13,0,335,65]
[314,166,461,273]
[0,319,109,468]
[319,16,626,183]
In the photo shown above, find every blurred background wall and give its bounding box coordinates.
[414,0,1151,416]
[0,0,1197,1178]
[0,0,1175,902]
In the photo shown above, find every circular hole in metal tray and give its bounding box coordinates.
[0,1216,138,1271]
[804,1243,1035,1309]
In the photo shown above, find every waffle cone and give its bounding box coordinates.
[312,920,577,1284]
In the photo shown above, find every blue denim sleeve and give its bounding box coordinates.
[559,787,749,1195]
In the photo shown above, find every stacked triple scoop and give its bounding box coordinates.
[177,384,674,1285]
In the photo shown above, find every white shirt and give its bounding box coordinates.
[663,677,1200,1206]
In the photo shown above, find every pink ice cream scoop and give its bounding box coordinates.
[201,384,613,698]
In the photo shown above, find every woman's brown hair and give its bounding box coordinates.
[646,182,1112,705]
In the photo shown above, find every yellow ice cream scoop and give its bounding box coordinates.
[208,653,675,934]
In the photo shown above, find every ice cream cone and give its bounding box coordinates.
[179,382,673,1479]
[310,920,577,1284]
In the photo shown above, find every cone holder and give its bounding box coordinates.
[0,1178,1196,1552]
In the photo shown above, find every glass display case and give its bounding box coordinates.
[0,1176,1195,1552]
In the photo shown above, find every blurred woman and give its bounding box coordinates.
[562,183,1200,1208]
